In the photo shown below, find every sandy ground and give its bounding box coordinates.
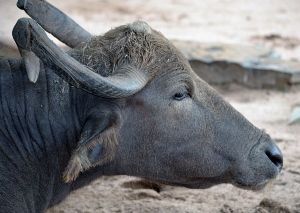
[1,0,300,212]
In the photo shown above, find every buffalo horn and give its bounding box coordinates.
[17,0,92,48]
[13,18,149,98]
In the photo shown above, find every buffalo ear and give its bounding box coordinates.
[63,104,122,183]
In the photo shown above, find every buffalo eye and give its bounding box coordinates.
[173,92,189,101]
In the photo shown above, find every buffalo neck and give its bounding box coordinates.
[0,58,91,209]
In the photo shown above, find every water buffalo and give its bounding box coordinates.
[0,0,282,212]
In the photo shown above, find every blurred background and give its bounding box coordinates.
[1,0,300,61]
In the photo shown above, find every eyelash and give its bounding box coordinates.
[173,92,190,101]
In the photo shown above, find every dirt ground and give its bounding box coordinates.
[1,0,300,212]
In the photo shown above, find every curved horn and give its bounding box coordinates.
[13,18,149,98]
[17,0,92,48]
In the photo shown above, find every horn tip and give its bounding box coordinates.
[19,48,40,83]
[17,0,27,10]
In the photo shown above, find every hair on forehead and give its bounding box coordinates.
[71,21,191,79]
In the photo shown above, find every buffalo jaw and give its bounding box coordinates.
[114,74,283,191]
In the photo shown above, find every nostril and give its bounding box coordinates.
[266,147,283,171]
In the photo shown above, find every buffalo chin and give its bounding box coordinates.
[154,176,229,190]
[232,178,277,191]
[153,175,276,191]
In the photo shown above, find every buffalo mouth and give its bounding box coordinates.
[230,163,281,191]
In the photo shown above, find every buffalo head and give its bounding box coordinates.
[12,17,282,191]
